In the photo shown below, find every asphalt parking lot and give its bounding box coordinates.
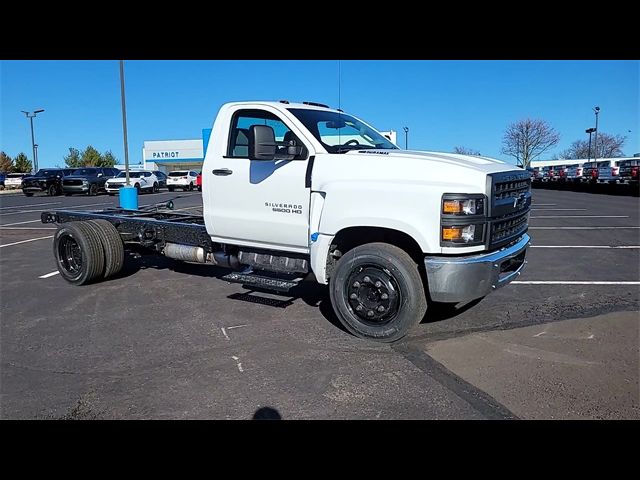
[1,187,638,419]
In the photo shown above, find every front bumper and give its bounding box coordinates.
[424,233,530,303]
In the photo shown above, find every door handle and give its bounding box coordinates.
[212,168,233,176]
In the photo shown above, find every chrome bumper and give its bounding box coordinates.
[424,233,530,303]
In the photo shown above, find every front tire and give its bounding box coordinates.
[153,182,159,193]
[329,242,427,342]
[168,186,174,192]
[88,184,98,196]
[48,184,59,196]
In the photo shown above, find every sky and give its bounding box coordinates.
[1,60,638,169]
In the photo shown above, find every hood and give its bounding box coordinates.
[344,149,516,174]
[64,175,96,180]
[106,177,129,184]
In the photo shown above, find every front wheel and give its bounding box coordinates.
[153,182,159,193]
[88,184,98,196]
[168,186,174,192]
[188,182,193,191]
[329,242,427,343]
[48,184,58,196]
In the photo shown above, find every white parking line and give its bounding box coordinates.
[0,202,61,210]
[0,202,113,217]
[531,208,586,211]
[530,245,640,249]
[0,235,53,248]
[1,219,43,226]
[530,226,640,230]
[530,215,629,218]
[39,271,60,279]
[0,227,57,230]
[512,281,640,285]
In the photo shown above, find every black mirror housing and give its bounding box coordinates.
[249,125,276,161]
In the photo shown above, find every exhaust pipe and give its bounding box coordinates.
[163,243,207,263]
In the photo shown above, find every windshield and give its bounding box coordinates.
[169,171,188,177]
[34,170,61,177]
[72,168,98,176]
[288,109,399,154]
[116,171,144,178]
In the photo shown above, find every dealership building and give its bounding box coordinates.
[119,129,398,173]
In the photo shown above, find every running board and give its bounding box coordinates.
[222,272,301,292]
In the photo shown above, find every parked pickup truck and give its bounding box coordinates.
[41,101,531,342]
[618,159,639,185]
[22,168,76,196]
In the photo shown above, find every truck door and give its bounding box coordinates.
[206,107,312,252]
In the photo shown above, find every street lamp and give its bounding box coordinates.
[403,126,409,150]
[593,106,600,162]
[21,109,45,173]
[34,144,39,170]
[585,127,596,162]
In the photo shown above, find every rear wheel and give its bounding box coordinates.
[188,182,193,191]
[84,219,125,279]
[168,186,174,192]
[53,222,105,285]
[329,242,427,342]
[134,183,141,194]
[88,184,98,196]
[153,182,159,193]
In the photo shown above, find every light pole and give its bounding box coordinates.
[119,60,138,209]
[21,109,45,173]
[403,126,409,150]
[34,144,39,171]
[593,106,600,163]
[585,127,596,162]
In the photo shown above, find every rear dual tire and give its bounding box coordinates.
[53,220,124,285]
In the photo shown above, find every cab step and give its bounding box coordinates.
[222,271,301,292]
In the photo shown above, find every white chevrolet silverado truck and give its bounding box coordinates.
[42,101,531,342]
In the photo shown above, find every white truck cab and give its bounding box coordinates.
[45,100,531,342]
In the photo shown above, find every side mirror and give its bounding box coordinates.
[249,125,276,161]
[97,173,103,177]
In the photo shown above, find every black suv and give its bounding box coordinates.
[21,168,75,197]
[62,167,121,196]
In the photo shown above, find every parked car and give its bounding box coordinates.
[21,168,75,196]
[167,170,199,191]
[618,159,640,185]
[564,164,584,182]
[62,167,120,196]
[0,173,5,189]
[3,172,29,190]
[597,160,622,184]
[105,170,160,195]
[196,171,202,191]
[153,171,168,189]
[581,160,609,182]
[540,166,555,182]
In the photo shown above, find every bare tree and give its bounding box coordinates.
[560,133,627,159]
[453,146,481,156]
[501,119,560,168]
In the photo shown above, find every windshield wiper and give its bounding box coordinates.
[335,145,378,153]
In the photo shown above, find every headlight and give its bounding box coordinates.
[441,193,486,247]
[442,194,485,216]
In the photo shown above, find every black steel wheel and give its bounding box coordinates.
[53,222,105,285]
[329,242,427,342]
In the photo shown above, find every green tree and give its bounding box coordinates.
[64,148,82,168]
[80,146,102,166]
[13,153,33,173]
[0,151,14,173]
[100,150,117,167]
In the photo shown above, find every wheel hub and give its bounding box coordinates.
[346,266,399,323]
